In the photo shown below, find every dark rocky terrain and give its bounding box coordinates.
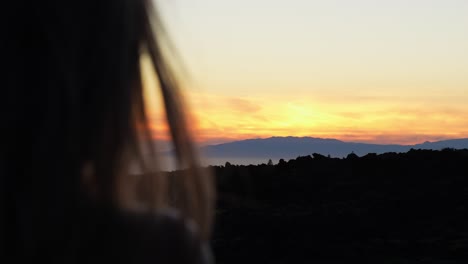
[208,149,468,263]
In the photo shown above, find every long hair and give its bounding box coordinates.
[0,0,214,255]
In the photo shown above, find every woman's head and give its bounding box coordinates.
[1,0,213,243]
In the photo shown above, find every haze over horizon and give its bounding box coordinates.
[155,136,468,169]
[200,135,468,147]
[144,0,468,145]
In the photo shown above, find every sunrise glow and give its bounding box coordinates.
[144,0,468,145]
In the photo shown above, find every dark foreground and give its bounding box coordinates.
[209,149,468,263]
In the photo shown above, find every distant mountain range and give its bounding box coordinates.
[200,137,468,162]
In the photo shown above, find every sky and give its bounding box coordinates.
[144,0,468,145]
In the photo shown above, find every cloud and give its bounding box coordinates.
[148,91,468,145]
[228,98,262,113]
[336,112,364,119]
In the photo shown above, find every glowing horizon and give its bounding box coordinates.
[145,0,468,145]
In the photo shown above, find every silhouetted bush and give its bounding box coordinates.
[181,149,468,263]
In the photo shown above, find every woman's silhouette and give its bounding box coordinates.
[0,0,214,262]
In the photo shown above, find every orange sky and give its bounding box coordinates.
[144,0,468,145]
[142,54,468,145]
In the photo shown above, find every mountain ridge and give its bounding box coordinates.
[200,136,468,161]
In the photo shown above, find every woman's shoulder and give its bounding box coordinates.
[118,209,209,263]
[76,206,212,264]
